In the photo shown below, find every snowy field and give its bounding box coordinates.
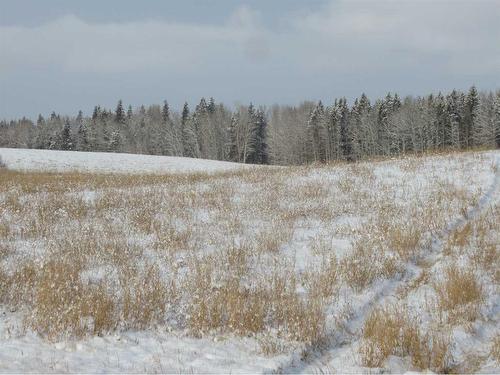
[0,148,249,174]
[0,148,499,373]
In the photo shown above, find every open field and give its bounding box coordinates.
[0,148,499,373]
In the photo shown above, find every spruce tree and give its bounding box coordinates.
[465,86,479,148]
[359,93,371,112]
[253,109,268,164]
[306,101,326,162]
[325,102,341,160]
[181,102,190,127]
[242,103,258,163]
[227,115,239,162]
[162,101,170,123]
[446,90,462,149]
[339,98,353,160]
[109,130,122,152]
[475,93,497,147]
[60,121,73,150]
[434,93,448,147]
[495,92,500,148]
[92,106,100,121]
[35,114,47,149]
[208,97,216,114]
[115,100,126,124]
[349,97,366,160]
[36,114,45,127]
[77,122,89,151]
[181,103,199,158]
[194,98,210,157]
[377,94,393,155]
[76,110,83,125]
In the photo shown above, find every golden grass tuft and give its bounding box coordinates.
[434,264,484,325]
[491,335,500,363]
[340,237,400,291]
[360,305,452,372]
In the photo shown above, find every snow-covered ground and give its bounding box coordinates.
[0,148,499,373]
[0,148,249,174]
[0,323,289,373]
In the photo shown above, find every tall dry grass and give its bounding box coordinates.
[360,305,452,372]
[0,150,497,371]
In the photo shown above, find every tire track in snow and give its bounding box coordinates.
[274,156,500,374]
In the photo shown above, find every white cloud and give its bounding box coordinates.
[292,0,500,71]
[1,1,499,76]
[0,7,268,74]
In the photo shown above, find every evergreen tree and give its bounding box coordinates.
[464,86,479,148]
[495,92,500,148]
[377,94,393,155]
[227,115,239,162]
[77,122,89,151]
[254,109,268,164]
[92,106,100,121]
[76,110,83,125]
[181,102,190,127]
[434,93,448,147]
[36,114,45,127]
[60,121,73,150]
[115,99,126,124]
[194,98,210,157]
[350,96,370,160]
[181,103,199,158]
[241,103,258,163]
[162,101,170,123]
[392,94,402,111]
[446,90,462,149]
[35,114,48,149]
[306,101,326,162]
[109,130,122,152]
[127,105,133,120]
[325,101,341,161]
[475,92,497,147]
[338,98,353,160]
[100,107,110,123]
[208,97,216,114]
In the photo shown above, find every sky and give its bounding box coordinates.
[1,0,499,119]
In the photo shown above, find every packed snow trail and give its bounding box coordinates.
[275,156,500,374]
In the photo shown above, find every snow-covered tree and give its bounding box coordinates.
[115,100,126,124]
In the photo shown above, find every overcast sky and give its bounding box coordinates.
[1,0,499,119]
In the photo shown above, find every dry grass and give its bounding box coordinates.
[386,224,422,261]
[448,222,473,248]
[0,149,497,372]
[4,259,174,340]
[492,335,500,363]
[302,254,338,300]
[339,237,400,292]
[185,246,327,345]
[434,264,484,325]
[469,206,500,282]
[360,305,452,372]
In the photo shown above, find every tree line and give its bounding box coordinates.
[1,86,499,165]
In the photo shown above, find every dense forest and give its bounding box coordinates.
[1,86,499,165]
